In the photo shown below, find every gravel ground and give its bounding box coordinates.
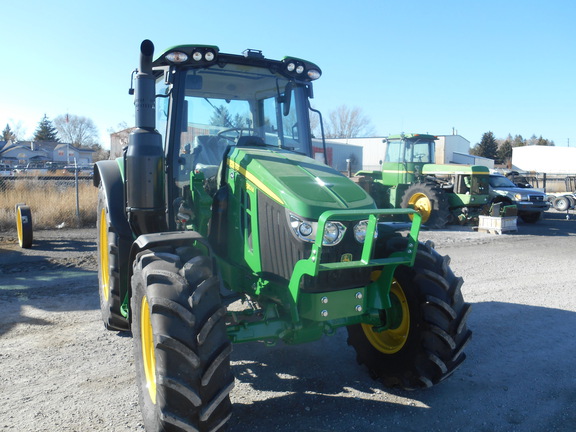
[1,209,575,432]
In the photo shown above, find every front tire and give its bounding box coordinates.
[131,247,234,432]
[347,241,472,389]
[401,184,450,229]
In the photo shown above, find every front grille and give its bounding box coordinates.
[529,195,544,203]
[257,192,372,291]
[258,192,310,281]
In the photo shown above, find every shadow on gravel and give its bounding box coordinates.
[229,301,576,432]
[0,272,99,336]
[1,232,99,336]
[514,211,576,237]
[22,238,96,253]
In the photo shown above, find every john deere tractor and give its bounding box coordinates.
[355,134,490,228]
[95,41,471,432]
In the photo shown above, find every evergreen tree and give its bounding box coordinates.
[512,134,525,147]
[471,131,498,160]
[2,124,16,141]
[536,135,554,146]
[33,114,59,142]
[497,139,513,165]
[209,105,234,127]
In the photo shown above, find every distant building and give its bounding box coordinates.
[512,146,576,174]
[0,140,93,167]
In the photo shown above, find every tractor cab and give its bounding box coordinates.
[150,46,324,232]
[381,134,435,185]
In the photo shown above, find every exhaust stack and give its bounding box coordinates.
[125,39,166,235]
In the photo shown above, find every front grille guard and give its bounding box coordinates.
[288,208,421,305]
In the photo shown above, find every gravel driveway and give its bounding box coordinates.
[1,210,575,431]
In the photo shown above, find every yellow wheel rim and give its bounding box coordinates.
[408,192,432,223]
[361,279,410,354]
[141,296,157,404]
[16,208,23,247]
[98,208,110,302]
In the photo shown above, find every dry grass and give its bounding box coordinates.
[0,179,98,231]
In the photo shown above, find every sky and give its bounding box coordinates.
[1,0,575,150]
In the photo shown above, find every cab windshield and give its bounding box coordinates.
[384,138,434,163]
[489,175,516,188]
[159,63,314,186]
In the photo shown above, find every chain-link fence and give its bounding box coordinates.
[0,173,97,231]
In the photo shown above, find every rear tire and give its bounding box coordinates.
[400,184,450,229]
[131,247,234,432]
[16,204,33,249]
[553,196,570,212]
[97,184,130,331]
[347,241,472,389]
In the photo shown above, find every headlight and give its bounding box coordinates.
[322,221,346,245]
[324,222,341,244]
[299,222,313,237]
[514,193,527,201]
[353,220,378,243]
[289,213,346,246]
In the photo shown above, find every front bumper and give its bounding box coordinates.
[516,201,549,213]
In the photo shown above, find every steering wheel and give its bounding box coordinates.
[217,128,255,143]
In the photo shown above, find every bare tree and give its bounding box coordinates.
[54,114,99,147]
[324,105,375,139]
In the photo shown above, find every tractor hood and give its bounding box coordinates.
[227,147,375,219]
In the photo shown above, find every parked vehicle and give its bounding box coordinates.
[94,40,471,432]
[64,164,93,176]
[354,133,491,228]
[488,174,549,223]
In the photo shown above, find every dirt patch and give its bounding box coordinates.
[1,212,575,431]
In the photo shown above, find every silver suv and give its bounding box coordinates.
[489,174,549,223]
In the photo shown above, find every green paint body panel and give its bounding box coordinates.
[227,147,376,217]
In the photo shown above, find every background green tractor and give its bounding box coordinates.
[95,41,471,431]
[355,134,490,228]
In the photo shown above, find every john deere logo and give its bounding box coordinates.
[341,253,353,262]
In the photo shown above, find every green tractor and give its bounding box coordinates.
[355,134,490,228]
[95,41,471,431]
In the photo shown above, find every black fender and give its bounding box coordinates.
[129,231,214,269]
[127,231,217,304]
[94,160,134,303]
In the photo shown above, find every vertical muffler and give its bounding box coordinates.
[125,39,166,235]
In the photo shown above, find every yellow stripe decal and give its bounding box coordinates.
[228,159,284,205]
